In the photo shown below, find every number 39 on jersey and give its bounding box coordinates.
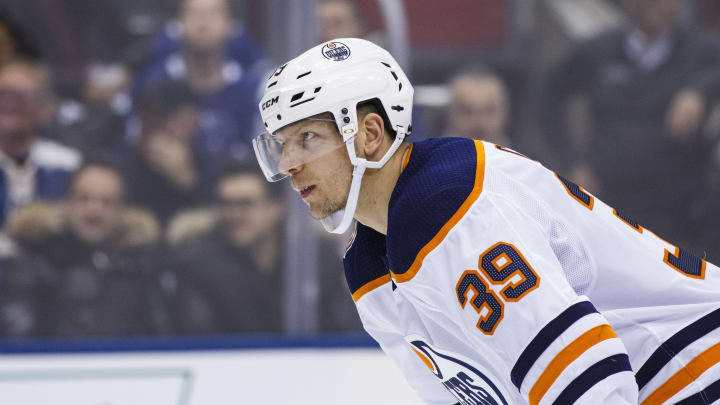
[456,242,540,334]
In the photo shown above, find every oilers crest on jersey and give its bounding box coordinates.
[407,335,510,405]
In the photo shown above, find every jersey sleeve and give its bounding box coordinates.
[388,169,639,404]
[358,293,460,405]
[344,224,458,405]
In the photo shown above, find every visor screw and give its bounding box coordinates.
[341,107,348,115]
[343,117,350,124]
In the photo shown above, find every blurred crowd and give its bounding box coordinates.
[1,0,720,338]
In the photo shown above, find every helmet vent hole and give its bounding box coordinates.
[277,114,282,120]
[268,81,278,88]
[391,71,398,81]
[290,97,316,108]
[296,71,312,79]
[314,87,322,93]
[381,62,391,68]
[398,82,402,91]
[290,92,305,102]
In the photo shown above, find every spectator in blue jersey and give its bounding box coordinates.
[0,59,80,229]
[537,0,720,253]
[144,0,266,75]
[132,0,265,164]
[123,79,208,226]
[3,160,171,337]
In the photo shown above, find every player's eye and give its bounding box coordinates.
[301,131,316,145]
[270,133,285,147]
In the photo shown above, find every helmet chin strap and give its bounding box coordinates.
[321,163,367,234]
[320,126,407,234]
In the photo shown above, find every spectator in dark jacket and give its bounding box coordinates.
[0,250,55,337]
[3,161,171,337]
[123,80,205,226]
[167,163,363,334]
[537,0,720,253]
[167,162,286,334]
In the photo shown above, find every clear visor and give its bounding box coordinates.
[253,118,348,182]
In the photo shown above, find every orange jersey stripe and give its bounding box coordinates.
[352,274,391,302]
[402,143,414,171]
[391,140,486,283]
[641,341,720,405]
[528,324,618,405]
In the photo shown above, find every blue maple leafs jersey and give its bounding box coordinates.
[344,137,720,405]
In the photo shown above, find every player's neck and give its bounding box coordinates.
[354,141,411,235]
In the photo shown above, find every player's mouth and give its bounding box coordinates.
[299,185,316,199]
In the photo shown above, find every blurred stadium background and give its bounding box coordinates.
[0,0,719,403]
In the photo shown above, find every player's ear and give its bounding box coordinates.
[359,112,385,159]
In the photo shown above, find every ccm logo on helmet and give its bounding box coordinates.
[322,41,351,61]
[262,96,279,111]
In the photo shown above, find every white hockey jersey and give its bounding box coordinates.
[343,137,720,405]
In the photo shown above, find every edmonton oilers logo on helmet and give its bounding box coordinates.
[410,340,509,405]
[322,41,351,61]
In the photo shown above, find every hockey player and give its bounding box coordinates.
[253,38,720,404]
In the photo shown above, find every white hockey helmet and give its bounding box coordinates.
[253,38,414,233]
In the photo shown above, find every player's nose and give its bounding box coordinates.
[278,149,303,175]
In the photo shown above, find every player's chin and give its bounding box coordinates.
[310,203,341,220]
[308,205,327,220]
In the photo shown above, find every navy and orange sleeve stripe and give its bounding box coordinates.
[511,301,632,404]
[511,301,599,389]
[642,342,720,405]
[637,307,720,404]
[675,378,720,404]
[554,354,632,404]
[528,324,622,404]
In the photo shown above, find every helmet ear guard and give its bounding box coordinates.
[254,38,414,234]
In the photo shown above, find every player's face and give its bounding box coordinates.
[278,118,352,219]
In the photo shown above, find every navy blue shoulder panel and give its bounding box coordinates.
[343,223,388,295]
[387,137,479,275]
